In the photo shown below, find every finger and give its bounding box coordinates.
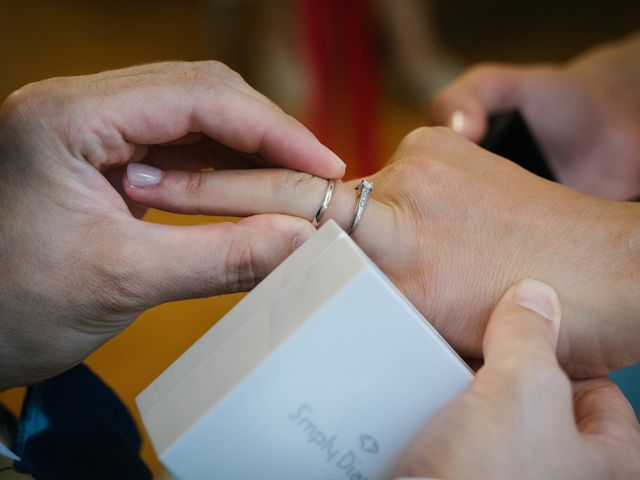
[121,214,316,308]
[427,64,529,143]
[483,279,562,369]
[125,166,327,217]
[573,377,640,437]
[122,165,397,262]
[476,279,570,419]
[141,139,261,172]
[93,60,274,106]
[62,69,346,178]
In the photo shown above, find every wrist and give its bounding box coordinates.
[606,201,640,364]
[558,198,640,376]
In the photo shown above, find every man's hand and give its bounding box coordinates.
[0,61,345,389]
[395,279,640,480]
[428,33,640,200]
[122,127,640,378]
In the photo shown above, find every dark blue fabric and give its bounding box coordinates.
[10,364,150,480]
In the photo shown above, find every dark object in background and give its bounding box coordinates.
[480,110,555,181]
[481,110,640,202]
[11,364,151,480]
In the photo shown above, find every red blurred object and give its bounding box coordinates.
[299,0,379,177]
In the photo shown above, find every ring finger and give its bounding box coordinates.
[122,166,397,260]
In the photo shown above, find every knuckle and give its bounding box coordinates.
[181,69,219,92]
[1,81,53,126]
[149,60,191,75]
[398,126,453,151]
[398,126,433,150]
[0,78,74,162]
[290,171,321,196]
[206,60,238,78]
[183,172,207,198]
[272,170,317,200]
[223,234,264,293]
[387,144,452,185]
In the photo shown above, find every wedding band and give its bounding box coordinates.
[347,180,373,236]
[312,180,336,226]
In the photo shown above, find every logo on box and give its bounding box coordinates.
[288,403,379,480]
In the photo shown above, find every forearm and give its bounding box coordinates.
[571,30,640,67]
[568,31,640,102]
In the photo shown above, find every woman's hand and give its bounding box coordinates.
[125,127,640,378]
[0,61,344,389]
[395,279,640,480]
[428,33,640,201]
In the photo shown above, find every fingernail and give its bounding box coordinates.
[127,162,163,187]
[512,279,560,321]
[332,152,347,169]
[449,110,466,134]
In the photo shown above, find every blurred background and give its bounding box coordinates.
[1,0,640,476]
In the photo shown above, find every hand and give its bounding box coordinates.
[122,127,640,378]
[0,61,345,389]
[395,279,640,480]
[428,33,640,200]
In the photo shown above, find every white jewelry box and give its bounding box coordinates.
[137,220,473,480]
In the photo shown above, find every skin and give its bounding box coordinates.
[395,279,640,480]
[2,34,639,474]
[428,32,640,201]
[123,126,640,379]
[0,61,345,390]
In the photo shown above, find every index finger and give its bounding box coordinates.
[48,67,346,178]
[573,377,640,436]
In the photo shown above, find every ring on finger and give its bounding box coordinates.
[347,179,373,236]
[312,180,336,227]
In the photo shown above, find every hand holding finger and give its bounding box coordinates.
[0,60,346,388]
[122,164,400,264]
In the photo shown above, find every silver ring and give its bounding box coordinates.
[313,180,336,226]
[347,179,373,236]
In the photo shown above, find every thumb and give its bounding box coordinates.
[483,279,562,370]
[126,214,315,308]
[428,64,530,143]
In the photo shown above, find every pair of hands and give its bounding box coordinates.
[116,36,640,477]
[1,35,640,478]
[0,61,344,388]
[394,33,640,478]
[123,121,640,479]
